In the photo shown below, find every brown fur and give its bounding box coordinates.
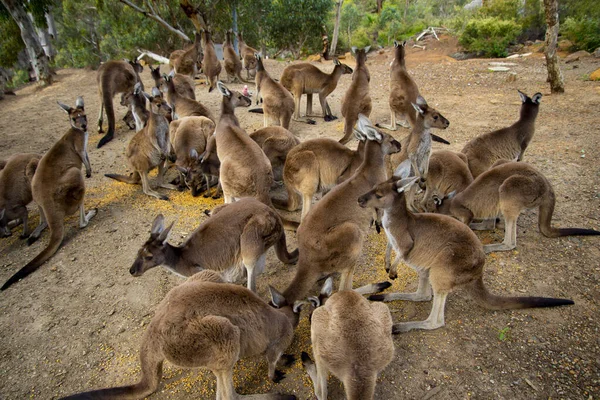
[461,90,542,178]
[237,32,258,80]
[150,65,195,100]
[120,82,150,132]
[201,29,222,92]
[420,150,473,212]
[164,73,215,121]
[339,47,372,144]
[359,176,574,333]
[198,134,222,199]
[169,32,203,78]
[223,30,246,83]
[249,126,300,182]
[61,270,300,400]
[255,54,294,129]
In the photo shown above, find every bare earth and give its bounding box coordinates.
[1,41,599,400]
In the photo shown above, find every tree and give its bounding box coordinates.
[1,0,52,85]
[119,0,192,41]
[543,0,564,93]
[329,0,343,57]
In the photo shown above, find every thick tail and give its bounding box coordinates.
[1,224,64,291]
[25,158,40,181]
[538,190,600,238]
[280,217,299,231]
[249,108,264,114]
[431,133,450,145]
[275,230,298,264]
[98,90,115,148]
[105,172,141,184]
[467,277,574,310]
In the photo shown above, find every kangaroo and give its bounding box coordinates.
[164,73,215,121]
[119,82,149,132]
[169,31,203,78]
[254,53,294,129]
[461,90,542,178]
[249,126,300,182]
[61,270,301,400]
[0,153,40,238]
[131,200,298,291]
[274,115,400,305]
[273,137,366,221]
[1,97,97,291]
[201,28,222,92]
[150,64,196,100]
[96,59,143,147]
[280,59,353,122]
[237,31,258,80]
[301,281,394,400]
[358,175,574,333]
[197,134,222,198]
[435,161,600,253]
[223,29,246,83]
[105,88,175,200]
[339,47,372,144]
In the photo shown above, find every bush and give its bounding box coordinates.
[459,17,522,57]
[561,17,600,52]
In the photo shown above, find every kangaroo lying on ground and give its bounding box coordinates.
[61,270,300,400]
[359,175,574,333]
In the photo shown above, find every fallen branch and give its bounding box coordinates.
[119,0,190,42]
[137,49,170,65]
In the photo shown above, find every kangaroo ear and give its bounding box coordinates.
[411,102,425,115]
[402,40,407,46]
[133,82,142,94]
[333,58,340,66]
[395,176,419,193]
[268,286,287,308]
[255,52,261,60]
[307,296,320,308]
[168,69,175,78]
[190,148,199,160]
[517,90,528,103]
[292,300,306,313]
[321,277,333,298]
[445,190,457,200]
[158,221,175,244]
[57,101,71,114]
[416,95,427,106]
[531,92,542,104]
[75,96,84,109]
[364,45,371,53]
[217,81,231,97]
[393,158,412,179]
[356,113,372,135]
[432,194,442,206]
[143,92,152,101]
[357,114,382,142]
[351,46,357,54]
[150,214,165,236]
[394,40,399,47]
[151,87,162,97]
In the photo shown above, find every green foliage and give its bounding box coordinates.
[7,69,30,89]
[459,17,521,57]
[0,8,24,68]
[498,326,510,341]
[561,17,600,52]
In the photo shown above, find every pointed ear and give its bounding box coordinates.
[351,46,357,54]
[157,221,174,244]
[394,40,399,47]
[416,95,427,106]
[254,52,261,60]
[395,176,419,193]
[321,277,333,298]
[445,190,457,200]
[133,82,142,94]
[151,87,161,97]
[517,90,528,103]
[269,286,287,308]
[150,214,165,236]
[57,101,71,114]
[143,92,152,101]
[353,128,365,142]
[531,92,542,104]
[217,81,231,97]
[402,40,407,46]
[393,158,412,179]
[168,69,175,78]
[123,58,130,63]
[190,148,199,160]
[411,102,425,115]
[75,96,84,109]
[292,300,306,313]
[356,113,372,135]
[364,45,371,53]
[333,58,340,65]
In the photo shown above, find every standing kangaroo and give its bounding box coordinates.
[461,90,542,178]
[237,31,258,80]
[301,280,394,400]
[280,59,353,122]
[254,54,295,129]
[436,161,600,252]
[105,88,175,200]
[149,64,195,100]
[96,59,143,147]
[131,200,297,292]
[120,82,149,132]
[201,29,222,92]
[61,270,300,400]
[340,47,372,144]
[164,73,215,121]
[358,176,574,333]
[223,29,245,83]
[169,31,203,78]
[1,97,97,291]
[274,115,400,305]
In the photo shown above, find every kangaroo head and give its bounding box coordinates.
[145,87,171,116]
[149,64,161,82]
[411,96,450,130]
[127,59,143,74]
[304,277,334,321]
[517,90,542,105]
[431,190,456,215]
[0,209,11,238]
[218,81,251,108]
[352,46,370,66]
[333,58,353,74]
[130,214,175,277]
[358,176,418,209]
[356,114,402,155]
[268,285,306,328]
[178,149,206,197]
[57,96,87,131]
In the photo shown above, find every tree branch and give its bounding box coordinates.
[119,0,190,42]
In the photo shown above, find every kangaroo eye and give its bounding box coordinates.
[375,194,382,199]
[433,115,439,120]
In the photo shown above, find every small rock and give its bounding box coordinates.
[507,72,517,82]
[564,50,591,63]
[488,66,510,72]
[594,47,600,58]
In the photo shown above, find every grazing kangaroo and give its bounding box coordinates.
[120,82,149,132]
[462,90,542,178]
[131,200,298,291]
[0,153,40,238]
[150,64,195,100]
[197,134,222,198]
[223,29,245,83]
[302,281,394,400]
[1,98,97,291]
[274,115,401,305]
[164,73,215,121]
[61,270,300,400]
[237,31,258,80]
[359,175,574,333]
[340,47,372,144]
[105,88,175,200]
[96,59,143,147]
[201,29,222,92]
[273,137,366,221]
[169,31,203,78]
[436,161,600,253]
[249,126,300,182]
[280,59,353,122]
[254,53,294,129]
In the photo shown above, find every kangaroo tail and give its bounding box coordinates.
[103,89,115,133]
[248,108,264,114]
[275,230,298,264]
[1,223,64,291]
[105,172,141,184]
[538,189,600,238]
[431,133,450,145]
[272,183,301,212]
[280,217,299,232]
[467,276,574,310]
[26,158,40,181]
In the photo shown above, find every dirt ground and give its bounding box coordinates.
[1,39,599,400]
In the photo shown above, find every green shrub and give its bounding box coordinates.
[561,17,600,52]
[459,17,522,57]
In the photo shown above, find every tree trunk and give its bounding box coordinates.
[377,0,384,13]
[1,0,52,85]
[329,0,343,58]
[404,0,409,21]
[543,0,564,93]
[120,0,191,41]
[232,1,239,53]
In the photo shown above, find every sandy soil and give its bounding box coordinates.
[1,39,599,400]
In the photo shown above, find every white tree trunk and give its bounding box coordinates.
[330,0,343,58]
[543,0,564,93]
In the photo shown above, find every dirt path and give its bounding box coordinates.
[1,45,599,400]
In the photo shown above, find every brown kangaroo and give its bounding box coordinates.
[461,90,542,178]
[149,64,195,100]
[254,53,294,129]
[280,59,353,122]
[249,126,300,182]
[274,115,400,305]
[201,28,222,92]
[60,270,300,400]
[131,200,298,292]
[436,161,600,253]
[358,175,574,333]
[164,72,215,121]
[223,29,246,83]
[96,59,143,147]
[1,97,97,291]
[105,88,175,200]
[273,137,367,221]
[340,47,372,144]
[302,282,394,400]
[237,31,258,80]
[197,134,222,198]
[169,31,203,78]
[120,82,149,132]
